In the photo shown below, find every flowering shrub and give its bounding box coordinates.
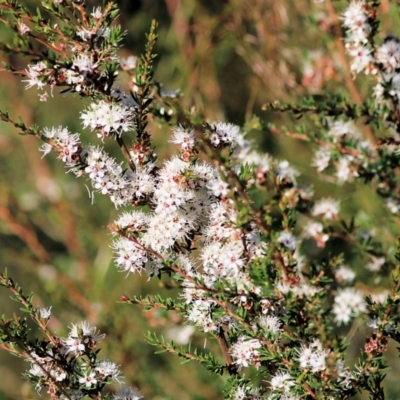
[1,0,400,399]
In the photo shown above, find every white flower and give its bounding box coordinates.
[385,197,400,214]
[91,6,103,20]
[39,306,52,319]
[154,181,194,214]
[141,211,194,255]
[303,222,329,247]
[347,44,374,74]
[277,231,298,250]
[297,340,327,373]
[170,126,196,150]
[51,367,67,381]
[229,336,262,370]
[82,145,150,207]
[72,54,99,73]
[40,126,81,165]
[207,176,228,197]
[312,147,331,172]
[115,211,150,232]
[342,1,370,42]
[62,321,105,355]
[29,363,46,377]
[275,160,299,183]
[328,120,360,141]
[113,387,143,400]
[201,241,244,281]
[257,315,282,335]
[335,265,356,283]
[120,55,138,71]
[375,38,400,73]
[95,360,123,383]
[186,298,217,332]
[336,156,357,184]
[77,28,93,41]
[312,198,340,220]
[209,122,244,148]
[81,100,134,137]
[233,386,247,400]
[333,288,366,325]
[365,257,385,272]
[112,237,149,274]
[79,371,97,387]
[269,371,295,392]
[22,62,48,90]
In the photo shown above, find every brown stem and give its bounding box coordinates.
[215,325,236,374]
[116,135,136,172]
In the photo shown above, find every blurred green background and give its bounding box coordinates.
[0,0,400,399]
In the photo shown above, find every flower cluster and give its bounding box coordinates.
[343,1,400,106]
[20,312,139,399]
[81,100,135,138]
[342,0,376,75]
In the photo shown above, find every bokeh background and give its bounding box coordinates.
[0,0,400,399]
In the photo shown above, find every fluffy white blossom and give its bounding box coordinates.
[201,241,244,281]
[141,211,194,255]
[62,321,105,355]
[114,211,150,232]
[91,6,103,20]
[297,339,327,373]
[112,237,149,274]
[23,61,48,90]
[312,147,331,172]
[342,1,374,75]
[209,122,244,148]
[303,222,329,247]
[336,156,358,184]
[342,1,369,37]
[169,126,196,150]
[83,146,154,207]
[375,37,400,73]
[229,336,262,370]
[335,265,356,283]
[81,100,134,137]
[327,120,361,141]
[72,54,99,74]
[365,257,385,272]
[120,55,138,71]
[39,306,52,319]
[277,231,299,250]
[40,126,81,165]
[275,160,299,183]
[113,387,143,400]
[95,359,123,383]
[312,198,340,220]
[186,298,217,332]
[79,371,97,387]
[257,315,282,335]
[269,371,295,393]
[333,288,367,325]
